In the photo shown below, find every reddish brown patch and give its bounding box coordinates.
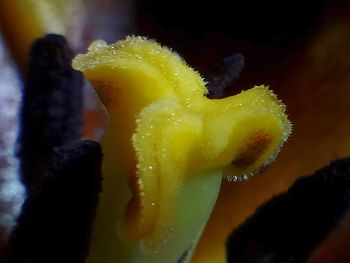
[91,79,119,106]
[232,130,273,168]
[123,154,158,241]
[125,168,141,223]
[125,155,142,222]
[122,157,145,242]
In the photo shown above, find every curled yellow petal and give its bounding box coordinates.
[72,36,292,261]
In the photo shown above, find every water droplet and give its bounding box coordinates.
[88,40,107,52]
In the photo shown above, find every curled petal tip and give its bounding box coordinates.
[73,36,292,259]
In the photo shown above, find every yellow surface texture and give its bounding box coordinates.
[73,36,291,261]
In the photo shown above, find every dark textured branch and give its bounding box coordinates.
[18,34,84,191]
[206,53,245,99]
[226,157,350,263]
[8,140,102,263]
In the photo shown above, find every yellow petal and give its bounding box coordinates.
[72,36,292,261]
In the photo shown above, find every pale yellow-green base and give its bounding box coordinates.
[87,170,222,263]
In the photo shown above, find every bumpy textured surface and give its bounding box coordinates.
[8,140,102,263]
[226,157,350,263]
[18,34,83,190]
[73,35,291,258]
